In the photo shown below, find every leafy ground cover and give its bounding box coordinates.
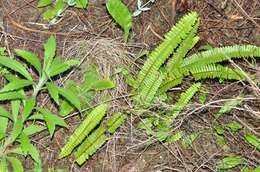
[0,0,259,171]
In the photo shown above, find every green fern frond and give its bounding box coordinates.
[189,64,246,81]
[168,82,201,120]
[105,112,126,134]
[181,45,260,70]
[158,70,183,94]
[137,70,164,105]
[74,126,108,165]
[74,113,126,165]
[136,12,199,87]
[58,104,109,159]
[166,21,200,72]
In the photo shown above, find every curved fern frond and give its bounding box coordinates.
[136,12,199,87]
[74,126,108,165]
[166,21,200,72]
[58,104,109,159]
[168,82,201,120]
[189,64,246,81]
[137,71,164,106]
[181,45,260,69]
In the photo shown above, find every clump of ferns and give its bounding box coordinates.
[123,11,260,142]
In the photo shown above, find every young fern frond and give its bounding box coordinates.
[188,64,246,81]
[137,70,164,106]
[58,104,109,159]
[168,82,201,120]
[136,12,199,87]
[154,83,201,141]
[181,45,260,70]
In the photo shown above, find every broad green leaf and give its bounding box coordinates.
[22,97,36,121]
[215,98,242,119]
[20,133,41,163]
[43,8,57,21]
[58,87,81,110]
[83,65,99,88]
[225,121,242,132]
[106,0,132,42]
[7,156,24,172]
[216,156,243,170]
[0,56,32,80]
[15,49,42,74]
[92,80,115,91]
[75,0,88,8]
[39,108,68,137]
[7,120,23,144]
[59,100,74,117]
[0,117,8,140]
[0,158,8,172]
[31,161,43,172]
[244,133,260,150]
[38,0,53,7]
[3,74,19,82]
[0,91,24,101]
[182,132,200,148]
[43,36,56,71]
[23,124,45,136]
[43,0,65,20]
[11,100,21,122]
[48,59,79,77]
[19,133,31,155]
[46,82,59,105]
[0,79,33,93]
[9,146,25,156]
[0,106,12,120]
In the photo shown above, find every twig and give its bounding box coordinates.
[232,0,260,29]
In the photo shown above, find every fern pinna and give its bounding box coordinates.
[59,104,126,165]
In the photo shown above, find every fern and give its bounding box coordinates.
[181,45,260,70]
[59,110,126,165]
[58,104,109,159]
[168,82,201,120]
[105,112,126,134]
[74,126,108,165]
[136,12,199,87]
[188,64,246,81]
[158,70,183,94]
[165,22,200,72]
[156,83,201,141]
[137,70,164,105]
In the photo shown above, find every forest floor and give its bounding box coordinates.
[0,0,260,171]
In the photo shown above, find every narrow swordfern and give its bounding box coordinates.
[136,12,199,87]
